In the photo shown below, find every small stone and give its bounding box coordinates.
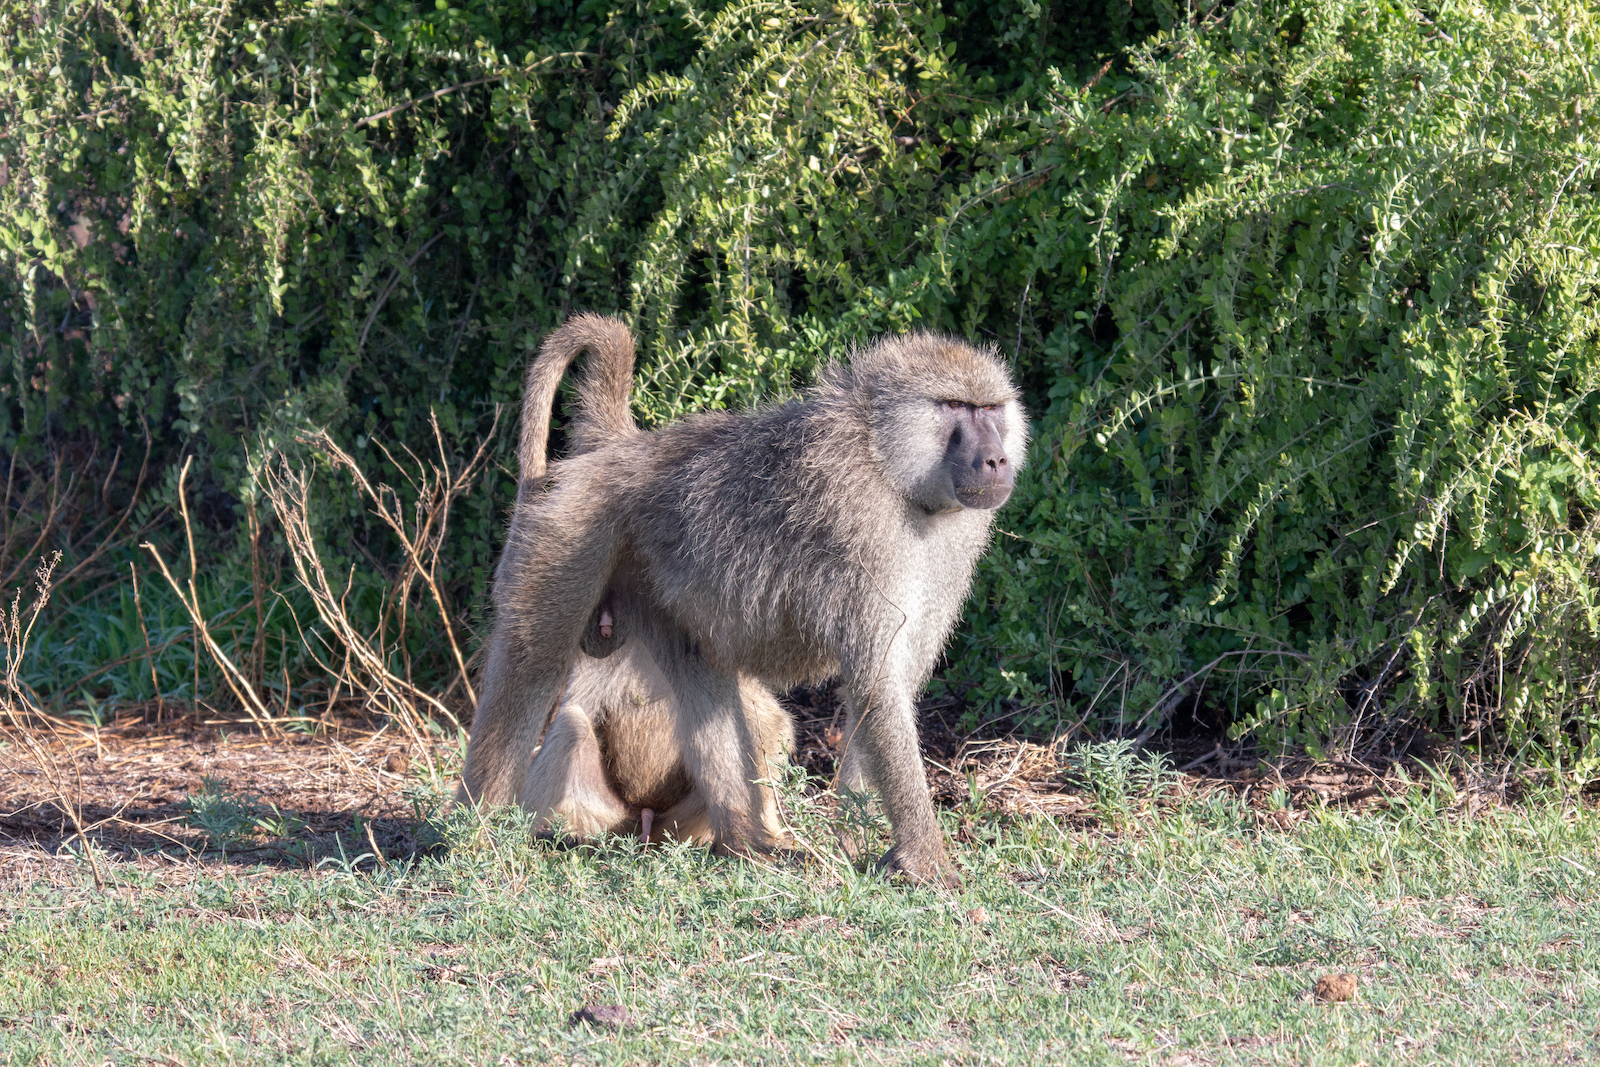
[965,907,989,926]
[382,751,409,774]
[1313,972,1357,1003]
[569,1004,635,1029]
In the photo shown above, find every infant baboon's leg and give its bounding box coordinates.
[641,676,793,849]
[519,702,630,837]
[652,790,712,843]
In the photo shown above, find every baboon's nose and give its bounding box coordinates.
[953,447,1015,510]
[973,450,1006,473]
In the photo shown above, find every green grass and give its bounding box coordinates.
[3,776,1599,1065]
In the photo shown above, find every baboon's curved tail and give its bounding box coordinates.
[519,313,639,485]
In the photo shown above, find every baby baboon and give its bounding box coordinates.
[521,634,794,844]
[464,315,1028,883]
[505,315,793,846]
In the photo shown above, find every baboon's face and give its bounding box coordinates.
[936,399,1017,510]
[879,394,1024,515]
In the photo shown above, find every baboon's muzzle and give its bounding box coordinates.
[949,416,1014,510]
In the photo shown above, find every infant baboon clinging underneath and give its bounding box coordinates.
[463,314,1028,883]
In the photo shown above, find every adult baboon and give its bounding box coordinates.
[463,315,1028,883]
[506,315,793,846]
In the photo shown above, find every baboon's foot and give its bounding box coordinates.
[710,824,787,860]
[878,843,961,888]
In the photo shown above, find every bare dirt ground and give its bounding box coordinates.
[0,688,1453,892]
[0,707,437,889]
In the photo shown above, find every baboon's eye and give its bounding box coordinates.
[944,400,966,410]
[981,404,999,412]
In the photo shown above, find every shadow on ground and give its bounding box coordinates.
[3,685,1450,888]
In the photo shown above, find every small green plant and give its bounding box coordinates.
[1062,740,1174,825]
[182,776,303,848]
[830,784,892,869]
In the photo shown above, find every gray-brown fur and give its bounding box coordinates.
[516,312,638,488]
[497,313,792,848]
[464,316,1028,882]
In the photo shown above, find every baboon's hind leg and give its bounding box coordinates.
[519,703,631,838]
[459,494,620,806]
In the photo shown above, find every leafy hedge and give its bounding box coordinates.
[950,0,1600,770]
[3,0,1600,769]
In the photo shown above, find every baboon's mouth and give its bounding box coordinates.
[955,484,1013,509]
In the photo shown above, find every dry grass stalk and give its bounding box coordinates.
[0,551,105,885]
[1,552,57,723]
[140,457,282,738]
[257,411,499,789]
[128,559,164,720]
[0,434,157,595]
[298,408,499,709]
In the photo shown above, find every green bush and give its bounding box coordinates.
[3,0,1599,771]
[948,0,1600,771]
[0,0,1154,702]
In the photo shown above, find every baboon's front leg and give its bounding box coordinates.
[840,676,953,885]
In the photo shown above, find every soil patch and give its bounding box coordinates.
[0,710,435,886]
[0,688,1474,890]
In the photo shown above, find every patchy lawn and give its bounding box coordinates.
[2,709,1598,1065]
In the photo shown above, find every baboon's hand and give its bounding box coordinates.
[878,843,961,888]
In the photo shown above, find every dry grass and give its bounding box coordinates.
[0,708,441,888]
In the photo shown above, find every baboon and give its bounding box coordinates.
[507,315,794,846]
[463,314,1028,883]
[521,632,795,844]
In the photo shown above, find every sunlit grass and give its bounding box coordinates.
[3,768,1597,1065]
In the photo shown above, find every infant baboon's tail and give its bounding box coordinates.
[519,313,639,484]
